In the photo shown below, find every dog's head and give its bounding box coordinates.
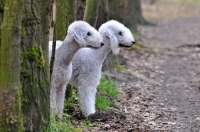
[99,20,135,54]
[68,21,103,49]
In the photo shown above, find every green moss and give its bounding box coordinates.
[131,41,142,50]
[20,46,45,68]
[20,52,26,65]
[56,0,74,40]
[83,0,98,25]
[112,60,130,73]
[27,46,45,68]
[21,27,26,39]
[20,69,31,79]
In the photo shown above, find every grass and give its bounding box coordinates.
[49,115,94,132]
[98,77,118,98]
[81,120,92,130]
[64,86,79,113]
[49,76,118,131]
[96,76,118,110]
[49,114,77,132]
[96,94,111,110]
[112,60,130,73]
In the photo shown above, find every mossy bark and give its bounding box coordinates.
[83,0,99,28]
[0,0,5,69]
[74,0,86,20]
[56,0,74,40]
[95,0,109,29]
[21,0,51,131]
[0,0,24,131]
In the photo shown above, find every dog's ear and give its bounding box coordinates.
[104,29,114,38]
[104,29,119,55]
[71,29,83,43]
[111,41,120,55]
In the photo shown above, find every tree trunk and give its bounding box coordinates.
[83,0,99,28]
[56,0,74,40]
[0,0,4,57]
[21,0,51,131]
[109,0,149,29]
[0,0,24,131]
[123,0,137,32]
[74,0,86,20]
[103,0,148,70]
[95,0,109,29]
[135,0,150,25]
[108,0,125,23]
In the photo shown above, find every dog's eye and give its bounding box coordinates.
[119,31,122,36]
[87,32,91,36]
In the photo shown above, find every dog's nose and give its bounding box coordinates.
[132,41,135,45]
[101,42,104,46]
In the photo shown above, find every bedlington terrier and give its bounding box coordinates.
[69,20,135,117]
[50,20,103,119]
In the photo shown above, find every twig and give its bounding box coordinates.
[103,70,161,86]
[130,71,161,86]
[103,72,129,82]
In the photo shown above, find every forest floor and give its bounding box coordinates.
[77,1,200,131]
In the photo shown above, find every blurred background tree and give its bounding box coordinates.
[109,0,149,33]
[103,0,148,70]
[74,0,86,20]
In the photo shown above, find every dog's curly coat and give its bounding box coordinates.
[69,20,135,117]
[50,21,102,119]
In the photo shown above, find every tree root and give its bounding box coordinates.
[103,70,161,86]
[129,71,161,86]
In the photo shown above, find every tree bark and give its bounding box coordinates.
[0,0,24,131]
[123,0,137,32]
[20,0,51,131]
[83,0,99,28]
[135,0,150,25]
[95,0,109,29]
[0,0,4,56]
[109,0,149,30]
[108,0,125,23]
[56,0,74,40]
[74,0,86,20]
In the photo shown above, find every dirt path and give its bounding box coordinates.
[89,17,200,131]
[116,17,200,131]
[76,1,200,131]
[106,1,200,131]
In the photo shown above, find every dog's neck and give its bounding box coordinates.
[55,36,80,67]
[95,37,111,64]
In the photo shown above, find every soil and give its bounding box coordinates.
[76,1,200,132]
